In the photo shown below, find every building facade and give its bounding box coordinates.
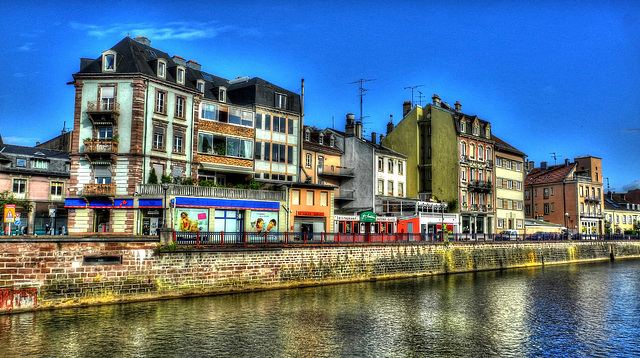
[493,135,527,234]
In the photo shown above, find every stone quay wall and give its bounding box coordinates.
[2,238,640,313]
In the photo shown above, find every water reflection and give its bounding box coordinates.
[1,260,640,357]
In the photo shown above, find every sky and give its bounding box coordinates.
[1,1,639,193]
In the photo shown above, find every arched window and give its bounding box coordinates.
[469,143,475,159]
[478,145,484,161]
[460,141,467,156]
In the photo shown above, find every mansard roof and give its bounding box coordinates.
[75,36,300,112]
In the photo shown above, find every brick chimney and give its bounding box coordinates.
[387,115,394,134]
[134,36,151,46]
[455,101,461,112]
[432,94,441,106]
[403,101,412,117]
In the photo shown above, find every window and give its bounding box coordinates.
[551,203,555,212]
[319,133,324,145]
[256,113,263,129]
[275,93,287,108]
[473,125,479,136]
[496,157,502,167]
[229,108,253,127]
[264,114,271,130]
[507,180,513,190]
[287,146,294,164]
[461,169,467,181]
[172,165,184,179]
[544,203,550,215]
[517,181,522,191]
[460,142,467,156]
[469,143,475,159]
[388,181,394,196]
[219,87,226,102]
[378,158,383,172]
[32,159,48,169]
[388,159,394,173]
[225,137,253,159]
[201,104,216,120]
[534,188,538,197]
[155,90,167,114]
[254,142,262,160]
[516,162,522,171]
[321,192,328,206]
[50,182,64,195]
[543,188,549,199]
[292,190,300,205]
[305,153,312,168]
[498,218,504,229]
[398,161,403,174]
[517,201,522,210]
[16,159,26,167]
[175,96,186,118]
[306,191,314,205]
[97,126,113,140]
[398,182,404,196]
[103,54,115,71]
[304,129,310,141]
[506,160,512,170]
[153,126,165,150]
[157,60,166,78]
[460,121,465,132]
[173,130,184,153]
[95,164,112,184]
[550,187,554,196]
[486,147,492,162]
[100,86,115,111]
[197,80,205,93]
[377,179,384,195]
[580,186,584,197]
[525,204,530,215]
[478,146,484,161]
[329,135,335,147]
[13,179,26,193]
[177,67,185,84]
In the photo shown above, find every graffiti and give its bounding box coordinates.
[0,287,37,311]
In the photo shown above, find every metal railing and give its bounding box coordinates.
[136,184,286,201]
[171,231,640,247]
[83,183,116,196]
[84,140,118,154]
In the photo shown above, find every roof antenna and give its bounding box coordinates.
[350,78,376,134]
[404,85,424,107]
[550,152,563,165]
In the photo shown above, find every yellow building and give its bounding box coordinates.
[604,193,640,234]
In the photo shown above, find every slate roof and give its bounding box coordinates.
[303,126,343,155]
[525,163,575,185]
[603,194,636,212]
[75,36,300,112]
[492,135,527,157]
[1,144,69,160]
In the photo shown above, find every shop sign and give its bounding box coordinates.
[297,211,324,217]
[334,215,358,221]
[147,210,160,215]
[360,211,376,223]
[377,216,397,222]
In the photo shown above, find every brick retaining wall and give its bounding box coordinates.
[2,240,640,313]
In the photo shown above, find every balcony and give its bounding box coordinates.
[459,155,469,164]
[335,190,355,201]
[84,140,119,154]
[468,180,493,193]
[317,165,355,179]
[584,195,601,203]
[135,184,286,202]
[83,183,116,197]
[86,101,119,125]
[580,211,605,218]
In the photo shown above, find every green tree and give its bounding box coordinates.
[148,168,158,184]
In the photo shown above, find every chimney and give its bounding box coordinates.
[345,113,356,137]
[387,115,394,134]
[36,141,40,146]
[527,160,535,171]
[403,101,412,117]
[564,158,570,166]
[186,60,201,71]
[432,94,441,106]
[172,55,187,66]
[371,132,377,144]
[134,36,151,46]
[541,161,548,170]
[455,101,461,112]
[380,133,384,143]
[356,121,362,139]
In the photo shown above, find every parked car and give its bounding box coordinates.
[530,232,552,241]
[497,229,519,241]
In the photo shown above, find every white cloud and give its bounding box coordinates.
[17,42,35,52]
[622,180,640,191]
[69,21,243,41]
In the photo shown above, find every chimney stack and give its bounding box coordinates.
[564,158,570,166]
[186,60,201,71]
[455,101,461,112]
[134,36,151,46]
[432,94,441,106]
[403,101,412,117]
[345,113,356,137]
[172,55,187,66]
[541,161,548,170]
[371,132,377,144]
[380,133,384,143]
[387,115,394,134]
[356,121,362,139]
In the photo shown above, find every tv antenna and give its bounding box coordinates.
[550,152,563,165]
[417,91,425,107]
[404,85,425,106]
[350,78,376,123]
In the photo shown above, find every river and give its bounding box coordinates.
[1,259,639,357]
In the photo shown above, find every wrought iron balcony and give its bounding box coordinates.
[468,180,493,192]
[83,183,116,197]
[86,101,120,125]
[84,140,118,154]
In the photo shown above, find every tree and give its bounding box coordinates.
[0,191,33,212]
[148,168,158,184]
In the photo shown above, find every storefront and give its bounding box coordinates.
[172,197,280,233]
[64,197,134,233]
[293,211,327,234]
[334,212,397,234]
[397,213,459,234]
[138,198,163,235]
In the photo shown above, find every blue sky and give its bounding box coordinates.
[1,1,639,192]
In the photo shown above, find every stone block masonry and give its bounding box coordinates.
[2,239,640,313]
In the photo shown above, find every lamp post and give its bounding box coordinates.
[564,212,570,238]
[161,183,169,228]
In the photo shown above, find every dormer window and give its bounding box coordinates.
[473,125,479,136]
[176,67,185,85]
[197,80,205,93]
[319,133,324,145]
[102,50,117,72]
[304,128,311,141]
[485,126,491,138]
[329,135,335,147]
[219,87,227,102]
[275,93,287,109]
[157,60,166,78]
[460,121,466,132]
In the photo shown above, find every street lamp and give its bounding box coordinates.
[161,183,169,228]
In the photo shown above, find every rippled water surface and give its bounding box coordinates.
[2,260,640,357]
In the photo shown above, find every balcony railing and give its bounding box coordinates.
[317,165,355,178]
[84,140,118,154]
[83,183,116,197]
[460,155,469,163]
[86,101,120,125]
[335,190,355,200]
[468,180,493,192]
[135,184,286,202]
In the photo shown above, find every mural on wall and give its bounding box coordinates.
[251,211,278,233]
[175,208,209,232]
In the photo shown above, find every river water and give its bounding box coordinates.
[2,259,640,358]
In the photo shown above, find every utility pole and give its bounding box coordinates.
[404,85,424,106]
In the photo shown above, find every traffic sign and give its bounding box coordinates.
[4,205,15,223]
[15,219,21,226]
